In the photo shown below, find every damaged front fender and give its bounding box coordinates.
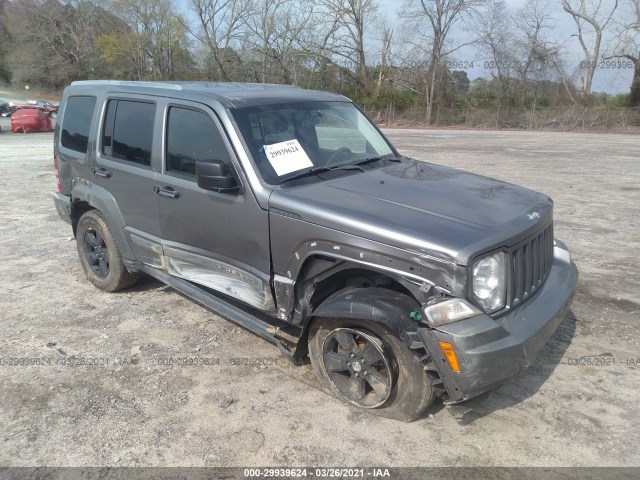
[311,286,423,344]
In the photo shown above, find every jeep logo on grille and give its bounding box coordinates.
[527,211,540,220]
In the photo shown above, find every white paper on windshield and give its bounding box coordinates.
[263,139,313,176]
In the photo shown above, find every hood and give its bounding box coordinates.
[269,160,553,265]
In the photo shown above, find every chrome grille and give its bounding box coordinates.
[510,222,554,307]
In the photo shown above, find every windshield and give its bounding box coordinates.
[230,101,396,185]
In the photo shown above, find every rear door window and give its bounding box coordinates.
[102,99,155,167]
[61,96,96,153]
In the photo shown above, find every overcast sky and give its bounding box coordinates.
[376,0,635,94]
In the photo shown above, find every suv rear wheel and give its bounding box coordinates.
[76,210,138,292]
[308,317,434,422]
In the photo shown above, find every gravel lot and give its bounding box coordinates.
[0,123,639,467]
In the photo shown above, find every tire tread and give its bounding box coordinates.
[309,316,435,422]
[76,210,138,292]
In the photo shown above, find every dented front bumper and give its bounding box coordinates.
[418,244,578,403]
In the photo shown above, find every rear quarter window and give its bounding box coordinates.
[61,96,97,153]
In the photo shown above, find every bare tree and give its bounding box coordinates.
[469,0,579,108]
[242,0,313,84]
[513,0,580,105]
[244,0,287,82]
[373,24,393,101]
[400,0,483,124]
[287,0,377,92]
[606,0,640,106]
[471,0,515,103]
[336,0,379,91]
[188,0,254,81]
[5,0,127,87]
[562,0,619,104]
[102,0,192,80]
[545,45,581,105]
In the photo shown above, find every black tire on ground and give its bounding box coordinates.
[49,111,57,119]
[76,210,138,292]
[308,316,435,422]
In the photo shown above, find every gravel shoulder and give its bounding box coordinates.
[0,127,638,467]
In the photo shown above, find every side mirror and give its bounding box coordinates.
[196,160,240,194]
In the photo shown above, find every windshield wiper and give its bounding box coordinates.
[280,166,333,183]
[280,164,366,184]
[351,155,401,167]
[280,156,400,184]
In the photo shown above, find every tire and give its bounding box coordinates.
[308,316,435,422]
[76,210,138,292]
[49,111,57,119]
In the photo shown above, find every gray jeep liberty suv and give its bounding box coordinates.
[53,80,578,421]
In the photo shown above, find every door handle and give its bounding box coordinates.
[154,186,179,198]
[91,167,111,178]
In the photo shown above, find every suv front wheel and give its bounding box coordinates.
[308,317,435,422]
[76,210,138,292]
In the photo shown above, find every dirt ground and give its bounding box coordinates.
[0,123,638,467]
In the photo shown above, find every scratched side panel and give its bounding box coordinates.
[163,245,275,312]
[269,211,467,319]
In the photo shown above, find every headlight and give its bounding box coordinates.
[423,298,481,327]
[472,252,506,313]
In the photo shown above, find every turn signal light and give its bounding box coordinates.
[438,341,461,372]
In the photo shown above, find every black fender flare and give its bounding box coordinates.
[71,181,134,260]
[310,286,422,338]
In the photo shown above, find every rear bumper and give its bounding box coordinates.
[419,244,578,403]
[53,192,72,225]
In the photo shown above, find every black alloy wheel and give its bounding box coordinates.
[83,228,110,278]
[321,327,394,408]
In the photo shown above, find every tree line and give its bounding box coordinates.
[0,0,638,126]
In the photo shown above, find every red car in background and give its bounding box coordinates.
[11,107,53,133]
[24,100,59,119]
